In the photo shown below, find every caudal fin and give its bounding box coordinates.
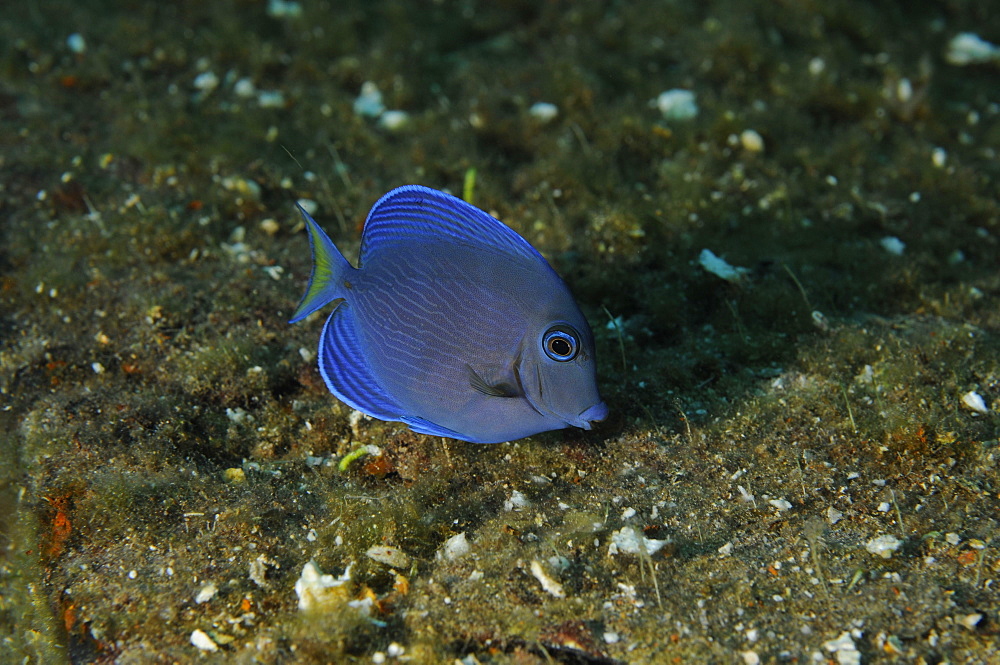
[289,203,352,323]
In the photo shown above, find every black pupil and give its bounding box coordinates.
[549,336,572,357]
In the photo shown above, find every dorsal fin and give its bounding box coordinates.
[358,185,546,266]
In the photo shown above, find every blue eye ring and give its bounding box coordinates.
[542,326,579,362]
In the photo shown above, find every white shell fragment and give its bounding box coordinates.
[66,33,86,55]
[353,81,385,118]
[378,110,410,131]
[194,582,218,604]
[945,32,1000,66]
[190,629,219,652]
[529,559,566,598]
[654,89,699,121]
[257,90,285,109]
[440,532,471,560]
[769,499,793,512]
[961,390,989,414]
[699,249,750,282]
[193,71,219,93]
[866,534,902,559]
[366,545,411,569]
[879,236,906,256]
[504,490,531,512]
[267,0,303,19]
[529,102,559,123]
[294,560,352,611]
[931,147,947,168]
[608,526,670,556]
[234,78,256,98]
[823,632,861,665]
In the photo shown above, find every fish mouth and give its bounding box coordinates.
[573,401,609,430]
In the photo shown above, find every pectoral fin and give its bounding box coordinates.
[467,364,523,398]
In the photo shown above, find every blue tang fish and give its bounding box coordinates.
[290,185,608,443]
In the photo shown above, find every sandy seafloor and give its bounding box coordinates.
[1,1,999,663]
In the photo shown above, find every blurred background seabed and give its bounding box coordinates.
[1,1,998,663]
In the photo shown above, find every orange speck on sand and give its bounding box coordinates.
[956,550,977,566]
[63,602,77,632]
[393,572,409,595]
[45,506,72,558]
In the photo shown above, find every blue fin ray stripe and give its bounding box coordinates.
[317,306,404,421]
[359,185,544,267]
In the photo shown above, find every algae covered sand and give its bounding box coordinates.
[1,1,999,663]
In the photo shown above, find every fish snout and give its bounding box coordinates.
[575,401,609,430]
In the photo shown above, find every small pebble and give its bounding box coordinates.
[740,129,765,153]
[257,90,285,108]
[260,218,280,236]
[880,236,906,256]
[193,71,219,92]
[267,0,303,18]
[66,33,86,54]
[234,78,256,98]
[378,110,410,131]
[959,613,983,630]
[654,89,698,121]
[529,102,559,123]
[190,629,218,652]
[223,468,246,484]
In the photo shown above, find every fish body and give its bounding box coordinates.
[291,185,607,443]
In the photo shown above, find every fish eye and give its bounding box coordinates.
[542,326,579,362]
